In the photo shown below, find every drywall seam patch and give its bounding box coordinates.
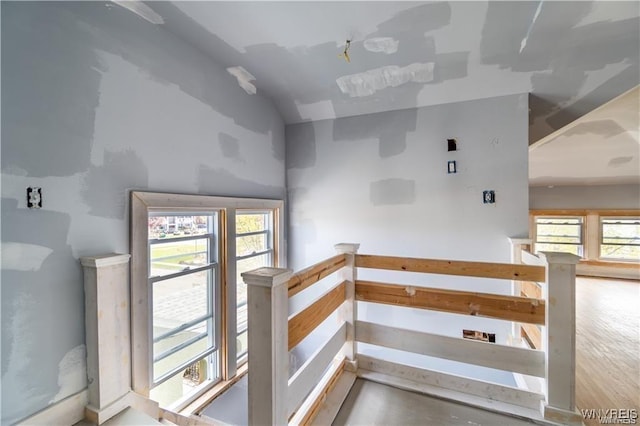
[111,1,164,25]
[227,66,257,95]
[363,37,399,54]
[1,242,53,271]
[49,345,87,404]
[336,63,435,97]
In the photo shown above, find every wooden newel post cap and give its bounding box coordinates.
[242,267,292,288]
[538,252,581,265]
[334,243,360,254]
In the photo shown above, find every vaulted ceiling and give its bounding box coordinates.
[145,1,639,145]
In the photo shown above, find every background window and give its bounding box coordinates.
[534,216,584,257]
[600,217,640,261]
[235,211,274,365]
[148,213,220,408]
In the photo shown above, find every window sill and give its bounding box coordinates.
[178,363,248,417]
[579,260,640,269]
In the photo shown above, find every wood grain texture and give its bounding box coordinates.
[575,278,640,426]
[288,254,347,297]
[355,280,545,325]
[356,254,545,282]
[521,324,542,350]
[521,281,542,299]
[288,281,346,350]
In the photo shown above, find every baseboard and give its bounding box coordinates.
[18,389,88,426]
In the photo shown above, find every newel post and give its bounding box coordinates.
[539,252,582,425]
[80,253,132,424]
[335,243,360,371]
[243,267,293,426]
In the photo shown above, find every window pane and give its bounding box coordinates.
[150,353,217,408]
[153,320,213,381]
[236,213,269,233]
[535,217,583,256]
[150,238,210,278]
[535,243,582,256]
[149,214,212,240]
[601,218,640,260]
[237,329,248,359]
[152,269,212,339]
[237,233,268,257]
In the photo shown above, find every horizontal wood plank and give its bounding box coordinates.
[355,280,545,325]
[357,355,545,410]
[356,254,545,282]
[356,321,545,377]
[288,254,347,297]
[289,282,346,350]
[288,323,347,416]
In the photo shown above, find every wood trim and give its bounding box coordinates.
[357,355,545,410]
[288,281,346,350]
[355,280,545,325]
[288,323,347,416]
[287,254,347,297]
[296,358,347,426]
[521,324,542,350]
[180,364,248,416]
[531,209,640,217]
[18,390,88,426]
[580,260,640,269]
[355,321,545,377]
[356,254,545,282]
[521,281,542,299]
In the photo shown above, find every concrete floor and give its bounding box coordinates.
[332,379,535,426]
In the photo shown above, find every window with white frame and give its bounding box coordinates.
[147,212,220,408]
[600,217,640,261]
[534,216,584,257]
[131,192,283,412]
[235,210,275,365]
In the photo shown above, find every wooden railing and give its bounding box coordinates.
[243,243,582,425]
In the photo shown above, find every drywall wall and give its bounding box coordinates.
[286,94,529,384]
[1,3,284,423]
[530,184,640,209]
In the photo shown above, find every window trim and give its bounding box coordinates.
[530,209,640,266]
[131,191,284,410]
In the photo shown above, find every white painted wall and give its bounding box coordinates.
[530,184,640,210]
[1,3,284,424]
[286,94,530,385]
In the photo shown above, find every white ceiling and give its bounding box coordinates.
[117,1,640,186]
[530,86,639,186]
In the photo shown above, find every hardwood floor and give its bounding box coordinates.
[575,277,640,425]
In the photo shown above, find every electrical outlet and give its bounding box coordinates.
[482,190,495,204]
[27,187,42,209]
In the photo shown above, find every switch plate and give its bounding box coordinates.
[482,190,495,204]
[27,187,42,209]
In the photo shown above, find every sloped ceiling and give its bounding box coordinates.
[147,1,639,145]
[530,86,639,186]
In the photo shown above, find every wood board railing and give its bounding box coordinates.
[243,244,582,426]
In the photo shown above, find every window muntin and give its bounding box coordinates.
[148,213,220,405]
[600,217,640,261]
[235,211,274,363]
[534,216,584,257]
